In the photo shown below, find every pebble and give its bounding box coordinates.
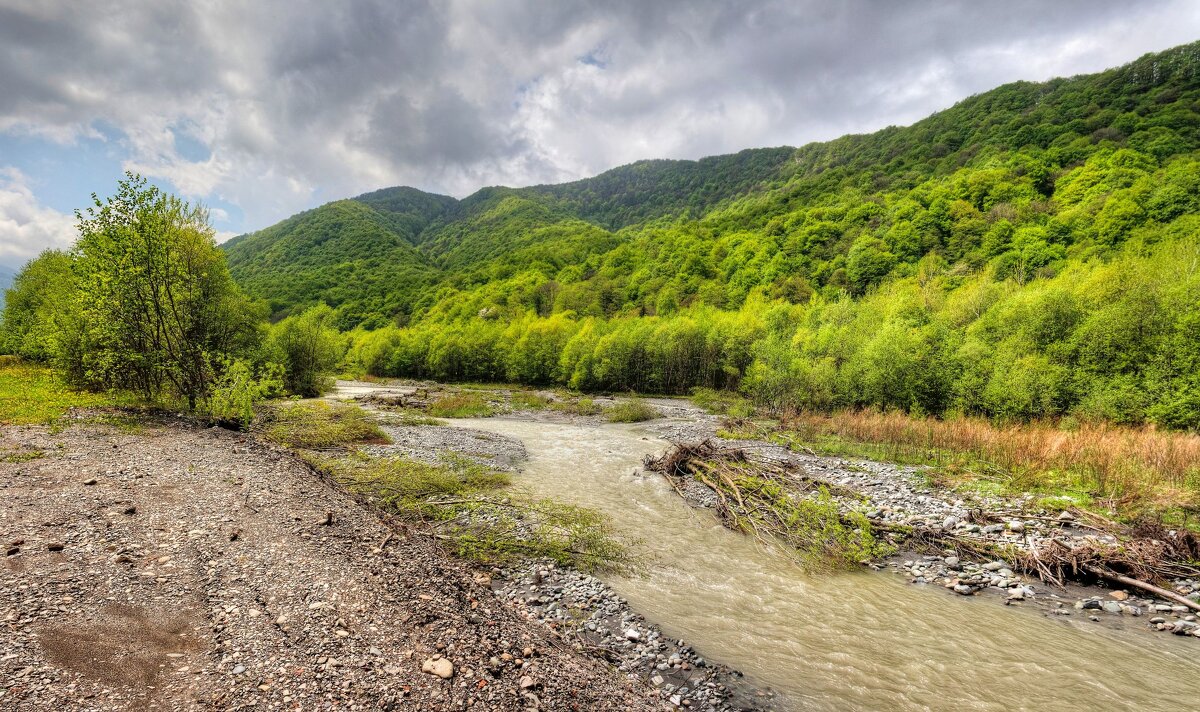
[421,657,454,679]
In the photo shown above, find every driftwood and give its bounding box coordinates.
[1085,566,1200,613]
[651,440,1200,598]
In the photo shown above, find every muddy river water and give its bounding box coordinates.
[454,417,1200,711]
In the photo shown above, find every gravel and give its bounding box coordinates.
[0,417,664,711]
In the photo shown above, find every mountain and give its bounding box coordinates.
[226,40,1200,427]
[224,147,798,326]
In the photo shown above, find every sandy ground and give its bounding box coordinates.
[0,416,663,711]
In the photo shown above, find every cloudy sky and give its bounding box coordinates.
[1,0,1198,266]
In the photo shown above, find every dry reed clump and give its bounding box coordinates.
[775,409,1200,520]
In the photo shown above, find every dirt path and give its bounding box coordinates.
[0,417,663,711]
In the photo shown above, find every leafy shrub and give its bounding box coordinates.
[604,399,658,422]
[204,359,284,429]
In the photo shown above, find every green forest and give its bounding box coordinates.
[7,40,1200,428]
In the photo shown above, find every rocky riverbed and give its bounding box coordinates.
[642,410,1200,642]
[353,382,1200,648]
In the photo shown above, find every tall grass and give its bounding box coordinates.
[772,409,1200,522]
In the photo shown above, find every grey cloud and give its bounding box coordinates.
[0,0,1198,233]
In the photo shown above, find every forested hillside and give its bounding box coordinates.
[225,40,1200,428]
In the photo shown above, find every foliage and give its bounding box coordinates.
[26,174,265,409]
[0,251,76,360]
[204,359,284,429]
[224,41,1200,430]
[603,398,658,422]
[262,401,389,449]
[268,303,343,397]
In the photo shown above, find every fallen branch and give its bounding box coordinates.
[1085,566,1200,613]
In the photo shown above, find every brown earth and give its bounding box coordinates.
[0,416,664,711]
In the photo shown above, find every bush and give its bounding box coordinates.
[269,304,343,397]
[204,359,284,429]
[604,398,658,423]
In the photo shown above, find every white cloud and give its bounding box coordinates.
[0,167,76,264]
[1,0,1199,233]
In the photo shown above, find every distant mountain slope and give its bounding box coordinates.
[224,198,444,327]
[225,40,1200,330]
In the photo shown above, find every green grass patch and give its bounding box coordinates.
[0,361,125,425]
[0,447,45,463]
[314,451,631,572]
[550,397,602,416]
[603,399,658,423]
[427,392,496,418]
[392,411,446,426]
[691,387,755,417]
[510,391,552,410]
[263,401,390,448]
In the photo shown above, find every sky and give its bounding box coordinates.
[1,0,1199,268]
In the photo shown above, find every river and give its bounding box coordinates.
[453,416,1200,711]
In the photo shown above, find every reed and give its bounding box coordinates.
[770,409,1200,524]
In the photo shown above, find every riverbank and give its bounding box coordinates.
[0,416,665,711]
[350,380,1200,645]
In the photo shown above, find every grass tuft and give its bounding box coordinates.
[263,401,390,449]
[603,399,658,423]
[748,409,1200,527]
[691,387,755,417]
[427,392,496,418]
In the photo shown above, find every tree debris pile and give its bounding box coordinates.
[644,440,893,568]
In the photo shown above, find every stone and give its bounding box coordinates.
[1109,591,1129,601]
[232,665,246,675]
[1056,510,1076,522]
[46,542,65,552]
[83,478,97,486]
[421,657,454,679]
[623,628,640,641]
[1007,588,1025,600]
[982,561,1005,571]
[1008,520,1025,533]
[953,584,974,595]
[518,675,536,689]
[944,556,960,568]
[942,516,959,529]
[1102,602,1122,614]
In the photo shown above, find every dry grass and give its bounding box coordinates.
[767,409,1200,525]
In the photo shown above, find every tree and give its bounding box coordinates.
[68,173,263,407]
[0,250,76,360]
[268,303,343,396]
